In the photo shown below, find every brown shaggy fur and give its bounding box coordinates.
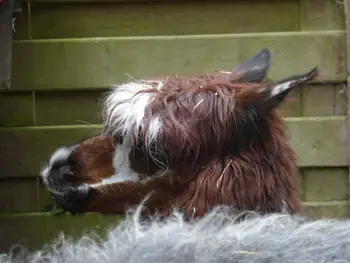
[42,49,317,219]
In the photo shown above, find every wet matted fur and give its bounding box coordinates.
[40,49,318,218]
[2,206,350,263]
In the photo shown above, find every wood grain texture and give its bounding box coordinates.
[0,117,347,178]
[0,201,348,252]
[0,91,35,127]
[344,0,350,215]
[0,0,13,90]
[0,213,124,253]
[1,85,346,128]
[13,1,299,40]
[301,83,348,117]
[0,178,40,212]
[299,0,345,30]
[11,31,346,90]
[303,168,349,202]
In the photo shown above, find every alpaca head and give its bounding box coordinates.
[41,48,318,217]
[102,48,317,174]
[40,135,115,195]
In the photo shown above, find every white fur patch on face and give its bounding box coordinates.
[40,146,76,185]
[89,143,170,188]
[90,144,141,188]
[102,81,163,148]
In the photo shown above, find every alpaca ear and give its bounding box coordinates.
[257,67,318,111]
[231,48,271,82]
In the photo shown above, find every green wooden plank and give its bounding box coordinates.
[288,116,348,167]
[0,125,102,178]
[0,117,347,178]
[0,178,40,213]
[302,200,350,219]
[5,85,345,128]
[303,168,349,202]
[299,0,345,30]
[0,0,13,90]
[279,89,302,117]
[301,84,348,117]
[0,201,348,253]
[11,31,346,90]
[334,83,348,116]
[298,169,305,201]
[16,1,299,40]
[0,92,34,127]
[0,213,124,253]
[20,0,183,2]
[35,90,104,126]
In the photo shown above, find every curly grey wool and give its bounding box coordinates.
[1,206,350,263]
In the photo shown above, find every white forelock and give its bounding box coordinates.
[102,81,163,149]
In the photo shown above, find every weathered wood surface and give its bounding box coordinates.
[0,0,13,90]
[343,0,350,218]
[0,0,349,234]
[0,213,124,253]
[1,167,348,214]
[0,117,347,179]
[0,85,347,127]
[14,1,300,39]
[0,200,348,253]
[11,31,346,90]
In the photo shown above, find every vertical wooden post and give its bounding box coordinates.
[0,0,13,90]
[344,0,350,215]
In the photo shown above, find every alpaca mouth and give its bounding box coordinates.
[46,187,65,196]
[46,183,92,215]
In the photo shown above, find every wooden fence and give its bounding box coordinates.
[0,0,349,252]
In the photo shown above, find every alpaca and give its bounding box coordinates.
[41,48,318,218]
[2,206,350,263]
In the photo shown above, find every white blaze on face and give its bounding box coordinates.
[40,145,76,185]
[89,143,170,188]
[90,144,141,188]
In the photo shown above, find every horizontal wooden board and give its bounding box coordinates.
[301,83,348,117]
[302,168,349,202]
[12,31,346,90]
[0,125,102,178]
[15,1,299,40]
[0,178,55,213]
[0,91,34,127]
[0,213,124,253]
[0,201,348,252]
[0,178,39,213]
[299,0,345,30]
[288,117,348,167]
[34,90,104,126]
[4,168,348,213]
[1,84,346,127]
[0,117,347,178]
[303,200,350,219]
